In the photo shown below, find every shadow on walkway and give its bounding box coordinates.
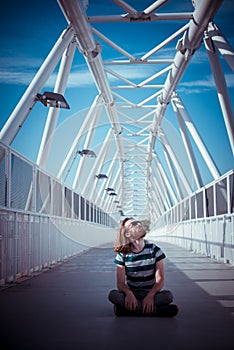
[0,242,234,350]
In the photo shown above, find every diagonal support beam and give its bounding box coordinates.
[58,0,126,199]
[57,95,102,182]
[171,92,220,180]
[37,39,76,169]
[0,26,74,145]
[204,30,234,155]
[72,102,103,191]
[146,0,223,201]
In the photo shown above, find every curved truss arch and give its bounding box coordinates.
[0,0,233,224]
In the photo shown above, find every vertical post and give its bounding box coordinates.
[32,166,37,213]
[227,173,231,215]
[62,184,65,218]
[28,215,32,277]
[39,216,42,271]
[50,178,54,218]
[48,216,51,267]
[13,212,18,282]
[213,183,217,217]
[71,189,74,219]
[6,148,11,208]
[203,188,207,218]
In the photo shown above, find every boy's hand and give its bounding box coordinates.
[125,291,138,310]
[142,294,154,314]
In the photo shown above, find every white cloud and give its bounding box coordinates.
[0,55,95,87]
[0,56,158,87]
[63,70,95,88]
[0,71,35,85]
[180,76,215,88]
[178,73,234,94]
[0,56,43,69]
[106,65,156,80]
[181,73,234,88]
[225,73,234,87]
[0,56,46,85]
[66,65,157,87]
[1,48,233,94]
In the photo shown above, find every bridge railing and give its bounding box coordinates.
[0,141,116,227]
[149,169,234,265]
[0,142,117,285]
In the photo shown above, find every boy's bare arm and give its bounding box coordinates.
[116,265,138,310]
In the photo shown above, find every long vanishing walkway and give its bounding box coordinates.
[1,242,234,350]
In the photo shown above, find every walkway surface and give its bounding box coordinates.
[0,242,234,350]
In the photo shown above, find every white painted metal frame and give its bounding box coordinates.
[1,0,232,224]
[204,23,234,155]
[0,26,74,145]
[37,40,77,168]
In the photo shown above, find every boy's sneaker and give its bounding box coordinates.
[114,305,128,316]
[156,304,179,318]
[113,304,179,317]
[113,305,141,317]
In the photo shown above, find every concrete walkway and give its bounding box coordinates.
[0,242,234,350]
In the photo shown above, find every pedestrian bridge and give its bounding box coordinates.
[1,242,234,350]
[0,0,234,348]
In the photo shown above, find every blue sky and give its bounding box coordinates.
[0,0,234,186]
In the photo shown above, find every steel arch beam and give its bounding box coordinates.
[146,0,223,190]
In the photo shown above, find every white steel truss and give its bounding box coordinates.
[0,0,233,223]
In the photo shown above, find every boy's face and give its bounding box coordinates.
[124,220,146,241]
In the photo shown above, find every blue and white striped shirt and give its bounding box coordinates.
[114,240,166,289]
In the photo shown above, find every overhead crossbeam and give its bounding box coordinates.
[1,0,230,223]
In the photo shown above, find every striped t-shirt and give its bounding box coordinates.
[114,240,166,289]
